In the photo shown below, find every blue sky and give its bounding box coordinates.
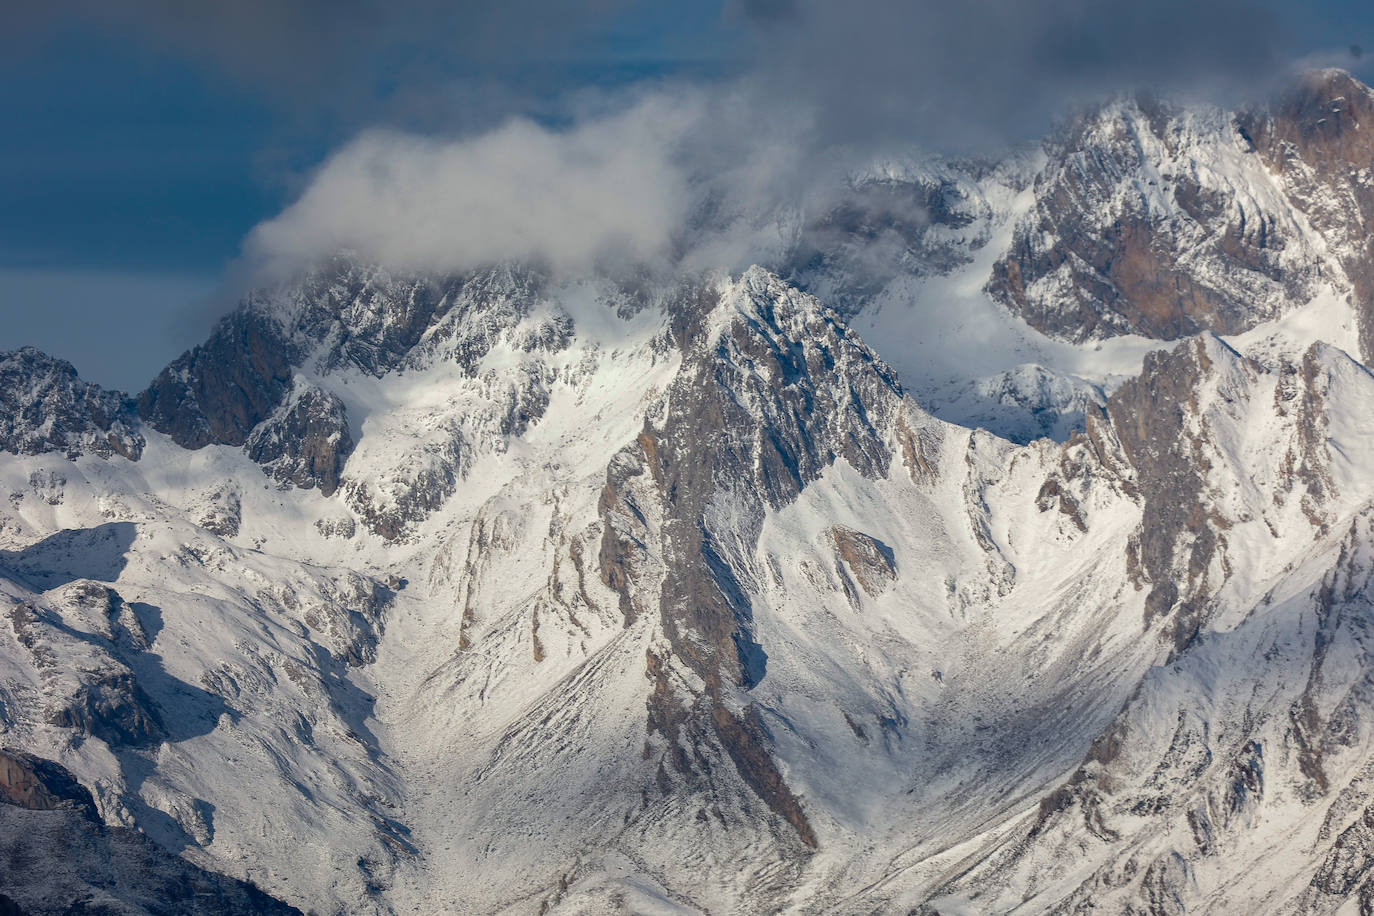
[0,2,739,389]
[1,1,1370,391]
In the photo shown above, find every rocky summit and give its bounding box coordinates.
[5,71,1374,914]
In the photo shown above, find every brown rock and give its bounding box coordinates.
[828,526,897,597]
[1237,70,1374,364]
[0,749,97,819]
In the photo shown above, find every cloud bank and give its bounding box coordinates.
[234,0,1367,280]
[244,84,839,279]
[246,93,702,278]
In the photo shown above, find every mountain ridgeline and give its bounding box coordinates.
[2,70,1374,914]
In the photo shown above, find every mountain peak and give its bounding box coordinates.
[0,347,143,461]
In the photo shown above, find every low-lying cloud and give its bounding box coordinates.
[244,86,836,279]
[237,0,1371,281]
[246,94,699,278]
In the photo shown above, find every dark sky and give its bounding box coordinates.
[1,0,1371,390]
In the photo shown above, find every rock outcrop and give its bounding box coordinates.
[138,309,299,450]
[0,750,299,915]
[988,94,1313,342]
[1237,69,1374,363]
[245,381,353,496]
[599,269,906,850]
[829,526,897,598]
[0,748,98,817]
[0,348,143,460]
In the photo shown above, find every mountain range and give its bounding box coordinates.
[4,69,1374,914]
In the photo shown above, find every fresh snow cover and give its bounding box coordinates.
[2,267,1362,911]
[6,77,1374,914]
[840,94,1360,444]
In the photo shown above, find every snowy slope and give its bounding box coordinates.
[3,70,1374,916]
[815,73,1370,444]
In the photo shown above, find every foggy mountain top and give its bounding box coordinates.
[13,1,1374,284]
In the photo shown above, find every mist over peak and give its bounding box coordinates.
[231,0,1372,285]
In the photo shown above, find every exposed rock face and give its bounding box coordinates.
[0,748,97,817]
[314,514,356,540]
[136,263,476,498]
[980,71,1374,359]
[139,310,299,450]
[0,348,143,460]
[1090,333,1355,657]
[938,511,1374,914]
[0,529,407,911]
[1102,335,1240,651]
[600,268,905,849]
[255,569,393,666]
[138,307,357,498]
[137,259,484,454]
[342,436,463,542]
[331,272,575,540]
[198,484,243,538]
[765,75,1374,445]
[0,750,299,912]
[1,800,299,915]
[288,259,470,377]
[1237,69,1374,363]
[988,95,1313,342]
[6,585,166,749]
[396,263,554,370]
[1300,803,1374,912]
[910,331,1374,913]
[47,670,166,748]
[828,526,896,598]
[132,261,580,535]
[245,382,353,497]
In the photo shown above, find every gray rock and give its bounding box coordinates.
[46,670,165,749]
[0,789,299,914]
[0,748,98,818]
[600,269,906,850]
[138,310,299,450]
[0,348,143,461]
[245,382,354,497]
[1237,70,1374,364]
[828,526,897,598]
[198,485,243,538]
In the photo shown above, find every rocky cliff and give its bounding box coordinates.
[3,70,1374,916]
[0,348,143,461]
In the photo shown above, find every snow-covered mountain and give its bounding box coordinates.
[4,69,1374,914]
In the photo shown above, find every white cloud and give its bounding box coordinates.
[246,91,705,278]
